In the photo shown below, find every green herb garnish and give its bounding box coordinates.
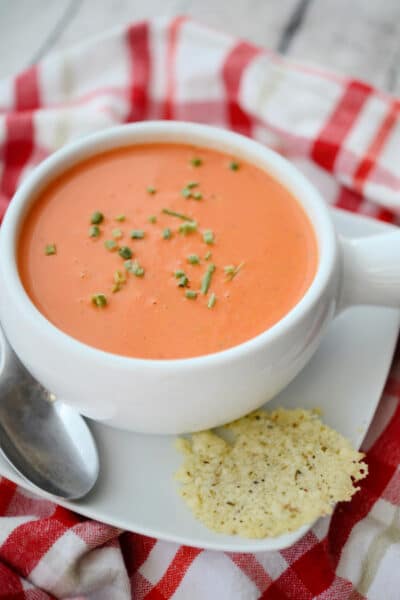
[224,262,244,281]
[45,244,57,256]
[185,290,198,299]
[112,269,126,293]
[177,275,189,288]
[203,229,214,245]
[201,263,216,295]
[118,246,133,259]
[115,214,125,222]
[187,254,200,265]
[148,215,157,224]
[125,260,144,277]
[207,292,217,308]
[174,269,189,287]
[229,161,240,171]
[92,293,107,307]
[132,262,144,277]
[190,157,203,167]
[91,211,104,225]
[182,183,202,199]
[204,251,212,261]
[178,221,198,235]
[89,225,100,238]
[162,228,172,240]
[104,239,118,251]
[224,265,235,276]
[114,270,126,284]
[147,186,157,195]
[162,208,192,221]
[130,229,145,239]
[112,228,123,240]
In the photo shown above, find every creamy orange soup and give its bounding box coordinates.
[18,144,317,359]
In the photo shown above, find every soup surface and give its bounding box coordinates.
[19,143,317,359]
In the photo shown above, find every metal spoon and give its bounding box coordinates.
[0,324,99,499]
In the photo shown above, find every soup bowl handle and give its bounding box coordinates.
[338,232,400,311]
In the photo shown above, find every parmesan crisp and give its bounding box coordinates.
[175,408,368,538]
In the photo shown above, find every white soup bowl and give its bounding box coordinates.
[0,122,399,433]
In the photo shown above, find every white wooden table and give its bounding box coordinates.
[1,0,399,94]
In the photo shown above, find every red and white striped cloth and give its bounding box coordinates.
[0,16,400,599]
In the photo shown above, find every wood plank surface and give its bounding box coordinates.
[51,0,298,52]
[287,0,400,93]
[0,0,399,94]
[0,0,75,77]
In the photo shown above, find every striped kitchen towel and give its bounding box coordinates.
[0,16,399,600]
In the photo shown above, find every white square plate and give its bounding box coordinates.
[0,208,398,553]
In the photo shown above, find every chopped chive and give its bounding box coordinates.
[204,251,212,261]
[135,266,145,277]
[148,215,157,224]
[190,157,202,167]
[229,161,240,171]
[118,246,133,259]
[125,260,144,277]
[124,260,133,272]
[224,265,235,275]
[177,275,189,288]
[114,270,126,284]
[115,214,125,222]
[207,292,217,309]
[162,208,192,221]
[185,290,198,299]
[89,225,100,238]
[92,293,107,307]
[133,263,144,277]
[162,227,172,240]
[91,211,104,225]
[201,263,216,295]
[224,262,244,281]
[178,221,198,235]
[203,229,214,245]
[187,254,200,265]
[45,244,57,256]
[112,228,123,240]
[174,269,186,278]
[147,186,157,195]
[181,187,192,198]
[104,239,118,251]
[112,268,126,293]
[180,181,200,197]
[130,229,145,239]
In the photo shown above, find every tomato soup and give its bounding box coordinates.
[18,144,317,359]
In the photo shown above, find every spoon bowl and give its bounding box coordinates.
[0,325,99,499]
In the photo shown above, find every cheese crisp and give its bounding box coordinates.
[175,408,368,538]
